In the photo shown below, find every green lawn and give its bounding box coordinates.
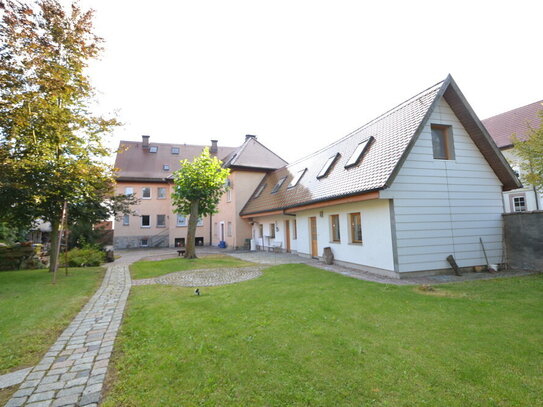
[0,267,104,374]
[102,264,543,406]
[129,254,255,279]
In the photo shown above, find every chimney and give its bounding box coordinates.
[245,134,257,141]
[142,135,150,149]
[210,140,218,154]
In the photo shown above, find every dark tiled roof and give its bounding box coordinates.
[482,100,543,148]
[222,136,288,170]
[241,76,521,216]
[114,141,237,181]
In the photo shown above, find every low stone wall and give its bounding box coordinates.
[503,211,543,271]
[114,234,169,249]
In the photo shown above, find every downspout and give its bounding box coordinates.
[209,213,212,246]
[534,186,540,210]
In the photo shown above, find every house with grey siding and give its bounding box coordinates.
[240,75,521,278]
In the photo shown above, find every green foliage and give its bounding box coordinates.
[102,266,543,406]
[513,109,543,190]
[172,147,230,257]
[65,246,105,267]
[171,147,230,216]
[0,222,26,245]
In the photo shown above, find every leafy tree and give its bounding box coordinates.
[0,0,130,275]
[513,110,543,191]
[172,148,230,258]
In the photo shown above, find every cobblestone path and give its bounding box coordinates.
[5,259,134,407]
[132,265,265,287]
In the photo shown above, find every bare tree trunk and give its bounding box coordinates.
[185,200,199,259]
[49,218,60,275]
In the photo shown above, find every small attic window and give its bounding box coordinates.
[345,137,374,168]
[271,177,287,194]
[317,153,340,179]
[163,164,170,171]
[288,169,306,188]
[171,147,179,154]
[149,146,158,153]
[253,183,266,198]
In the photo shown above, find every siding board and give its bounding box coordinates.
[386,97,504,273]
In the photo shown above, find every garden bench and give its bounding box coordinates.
[177,249,186,257]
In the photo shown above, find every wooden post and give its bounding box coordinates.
[52,201,67,285]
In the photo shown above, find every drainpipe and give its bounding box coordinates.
[209,213,212,246]
[534,186,541,210]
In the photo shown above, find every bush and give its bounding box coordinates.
[66,247,105,267]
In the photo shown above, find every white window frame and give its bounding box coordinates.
[227,221,232,237]
[140,238,149,247]
[122,214,130,226]
[124,187,134,196]
[141,215,151,228]
[156,214,166,228]
[176,214,187,227]
[510,194,527,212]
[142,187,151,199]
[171,147,180,154]
[157,187,167,199]
[149,146,158,153]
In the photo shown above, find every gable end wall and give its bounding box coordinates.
[380,97,504,273]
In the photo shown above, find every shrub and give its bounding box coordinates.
[66,247,105,267]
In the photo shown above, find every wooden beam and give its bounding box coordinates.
[284,191,379,213]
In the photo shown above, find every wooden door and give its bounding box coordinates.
[310,217,318,257]
[285,220,291,253]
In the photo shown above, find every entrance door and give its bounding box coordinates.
[285,220,291,253]
[310,217,318,257]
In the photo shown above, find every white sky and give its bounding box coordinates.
[78,0,543,164]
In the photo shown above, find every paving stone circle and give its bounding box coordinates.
[132,266,264,287]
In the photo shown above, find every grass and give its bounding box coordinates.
[0,267,104,375]
[102,264,543,406]
[129,254,255,279]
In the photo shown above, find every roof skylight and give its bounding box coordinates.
[317,153,340,179]
[171,147,179,154]
[345,137,374,168]
[253,183,266,198]
[271,177,287,194]
[288,169,306,188]
[149,146,158,153]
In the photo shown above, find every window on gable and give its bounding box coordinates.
[171,147,180,154]
[345,136,374,168]
[317,153,340,179]
[163,164,170,171]
[271,177,287,194]
[149,146,158,153]
[431,124,454,160]
[288,169,306,188]
[253,183,266,198]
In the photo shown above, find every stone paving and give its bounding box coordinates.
[3,252,144,407]
[132,265,265,287]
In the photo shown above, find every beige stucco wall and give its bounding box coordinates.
[212,171,266,249]
[113,181,210,248]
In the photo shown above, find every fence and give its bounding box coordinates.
[503,211,543,271]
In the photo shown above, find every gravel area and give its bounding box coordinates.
[132,266,265,287]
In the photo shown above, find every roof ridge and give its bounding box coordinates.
[482,99,543,122]
[284,78,446,168]
[118,140,237,149]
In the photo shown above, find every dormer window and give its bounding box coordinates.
[171,147,179,154]
[317,153,340,179]
[163,164,170,171]
[271,177,287,194]
[288,169,306,188]
[253,183,266,198]
[345,137,374,168]
[149,146,158,153]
